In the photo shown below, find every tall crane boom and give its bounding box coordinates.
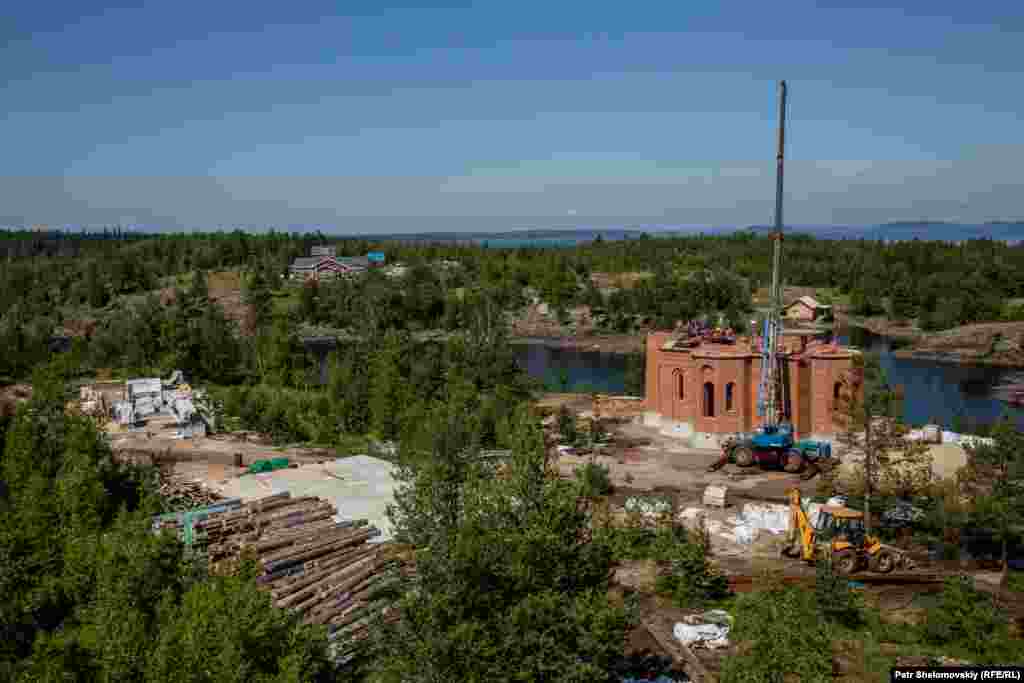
[757,80,787,427]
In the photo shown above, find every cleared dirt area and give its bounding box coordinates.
[557,421,822,504]
[108,430,337,468]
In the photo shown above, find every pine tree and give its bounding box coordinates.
[369,330,408,440]
[372,402,631,681]
[243,267,273,331]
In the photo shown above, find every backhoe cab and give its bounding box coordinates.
[780,488,913,575]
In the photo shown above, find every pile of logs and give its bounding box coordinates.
[158,464,225,510]
[186,492,401,664]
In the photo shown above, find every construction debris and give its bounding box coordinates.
[702,486,729,508]
[108,370,211,438]
[153,492,400,663]
[673,610,733,650]
[157,463,226,510]
[625,496,673,517]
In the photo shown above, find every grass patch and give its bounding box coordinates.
[335,433,373,455]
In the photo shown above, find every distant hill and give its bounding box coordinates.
[357,222,1024,246]
[7,222,1023,246]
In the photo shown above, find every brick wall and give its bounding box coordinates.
[645,332,855,437]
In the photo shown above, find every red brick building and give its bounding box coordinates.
[643,330,856,447]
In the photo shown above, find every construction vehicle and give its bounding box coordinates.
[707,81,834,477]
[780,488,914,575]
[712,424,832,474]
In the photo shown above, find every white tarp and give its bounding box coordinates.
[733,503,790,535]
[957,434,995,449]
[625,496,673,517]
[673,610,732,649]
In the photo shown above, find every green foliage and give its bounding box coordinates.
[623,350,645,396]
[814,556,864,628]
[652,534,730,607]
[720,586,835,683]
[369,330,409,440]
[373,403,632,682]
[557,405,577,444]
[923,576,1021,663]
[1,364,333,681]
[244,266,274,329]
[963,418,1024,570]
[574,462,613,498]
[144,571,331,683]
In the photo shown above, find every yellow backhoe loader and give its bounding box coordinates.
[780,489,914,575]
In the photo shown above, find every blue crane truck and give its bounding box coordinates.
[708,423,832,477]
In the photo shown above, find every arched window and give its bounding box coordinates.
[725,382,735,412]
[674,369,685,400]
[703,382,715,417]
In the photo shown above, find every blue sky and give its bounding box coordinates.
[2,1,1022,231]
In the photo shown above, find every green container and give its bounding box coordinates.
[247,458,290,474]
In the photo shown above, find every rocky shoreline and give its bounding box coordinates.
[837,313,1024,368]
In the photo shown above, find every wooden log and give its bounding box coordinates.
[203,498,329,531]
[259,519,366,549]
[259,523,373,562]
[251,520,346,552]
[306,573,392,624]
[276,553,384,609]
[260,541,372,587]
[195,495,314,529]
[279,553,385,611]
[305,574,384,623]
[270,545,381,599]
[258,500,337,525]
[261,528,378,570]
[287,557,387,614]
[200,506,338,547]
[269,545,379,596]
[260,508,338,536]
[197,492,296,521]
[321,583,395,628]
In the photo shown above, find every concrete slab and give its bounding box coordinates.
[210,455,399,541]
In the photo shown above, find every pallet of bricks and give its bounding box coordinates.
[156,491,403,664]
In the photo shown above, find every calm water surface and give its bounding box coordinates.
[513,327,1024,430]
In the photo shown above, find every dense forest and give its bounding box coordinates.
[3,228,1023,386]
[1,228,1023,440]
[2,229,1023,680]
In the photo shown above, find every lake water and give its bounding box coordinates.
[513,328,1024,430]
[512,341,632,394]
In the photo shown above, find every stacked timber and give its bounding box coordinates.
[158,464,225,509]
[179,492,400,662]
